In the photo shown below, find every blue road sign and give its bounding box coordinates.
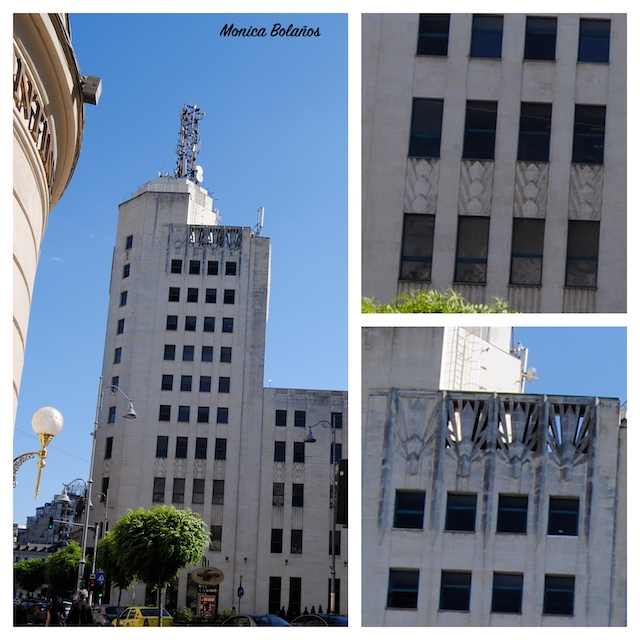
[96,571,106,583]
[237,586,244,599]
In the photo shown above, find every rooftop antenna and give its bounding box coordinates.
[254,206,265,235]
[174,104,204,183]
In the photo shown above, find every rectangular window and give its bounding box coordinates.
[175,436,188,458]
[491,573,523,613]
[161,374,173,391]
[293,442,305,463]
[462,100,498,160]
[207,260,219,275]
[111,375,119,389]
[117,318,125,334]
[470,14,503,58]
[159,405,171,421]
[454,216,490,284]
[275,410,287,427]
[201,346,213,362]
[205,288,217,303]
[172,478,185,503]
[543,575,575,616]
[210,525,222,551]
[192,479,205,504]
[152,477,165,502]
[203,317,215,332]
[183,345,194,361]
[273,482,284,506]
[180,375,192,392]
[548,497,579,536]
[171,259,182,274]
[271,528,283,553]
[168,287,180,302]
[166,315,178,330]
[215,376,229,394]
[217,407,229,424]
[108,406,116,424]
[163,344,175,361]
[292,484,304,508]
[185,316,197,331]
[518,102,552,162]
[122,264,130,278]
[222,317,234,333]
[225,261,237,275]
[565,220,599,288]
[214,438,227,460]
[445,493,477,532]
[189,260,200,275]
[294,410,306,427]
[268,577,282,614]
[524,16,557,61]
[332,442,343,464]
[187,288,198,303]
[400,213,435,282]
[220,346,232,363]
[394,490,426,529]
[156,435,168,458]
[274,441,286,462]
[329,530,341,556]
[197,407,209,423]
[439,571,472,611]
[289,577,302,617]
[120,291,128,306]
[417,14,450,56]
[510,218,545,286]
[200,376,212,392]
[387,569,420,609]
[104,437,113,459]
[193,437,207,460]
[408,98,444,158]
[497,495,528,533]
[578,19,610,63]
[223,289,235,304]
[572,104,606,164]
[125,234,133,249]
[332,412,343,429]
[212,479,224,504]
[291,529,303,554]
[114,347,122,364]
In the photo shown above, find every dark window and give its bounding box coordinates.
[387,569,420,609]
[408,98,444,158]
[197,407,209,423]
[107,406,116,424]
[274,441,286,462]
[183,345,194,361]
[225,261,237,275]
[223,289,235,304]
[171,259,182,274]
[101,477,109,497]
[205,288,217,303]
[166,315,178,331]
[210,525,222,551]
[273,482,285,506]
[192,478,205,503]
[572,104,606,164]
[178,406,190,422]
[111,375,119,389]
[180,375,192,392]
[445,493,477,532]
[578,19,610,63]
[565,220,599,288]
[104,437,113,459]
[203,316,215,332]
[221,346,232,363]
[114,348,122,364]
[125,235,133,250]
[548,497,579,536]
[417,14,450,56]
[214,438,227,460]
[462,100,498,160]
[217,407,229,424]
[120,291,128,306]
[543,575,575,615]
[454,216,490,283]
[168,287,180,302]
[332,443,343,464]
[187,288,198,303]
[161,374,173,391]
[207,260,219,275]
[122,264,130,278]
[200,376,212,392]
[524,16,557,61]
[294,410,306,427]
[292,484,304,508]
[175,437,188,458]
[202,346,213,362]
[510,219,545,286]
[329,530,341,556]
[212,479,224,504]
[332,412,343,429]
[159,405,171,421]
[185,316,197,331]
[291,529,303,554]
[290,577,302,616]
[163,344,175,361]
[497,495,528,533]
[293,441,305,463]
[271,528,283,553]
[222,317,234,333]
[268,577,282,613]
[491,573,523,613]
[218,376,230,393]
[152,477,165,502]
[470,15,503,58]
[394,490,426,529]
[518,102,552,162]
[172,478,185,503]
[156,436,168,458]
[400,213,435,282]
[275,410,287,427]
[189,260,200,275]
[439,571,472,611]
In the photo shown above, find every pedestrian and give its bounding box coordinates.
[14,597,27,626]
[46,596,66,627]
[66,589,92,625]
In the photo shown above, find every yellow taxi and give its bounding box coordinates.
[112,606,174,627]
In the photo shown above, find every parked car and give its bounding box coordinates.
[221,614,291,627]
[25,602,48,626]
[111,606,174,627]
[92,604,126,626]
[291,614,348,626]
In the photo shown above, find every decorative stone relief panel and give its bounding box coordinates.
[174,458,186,477]
[103,459,112,476]
[514,162,549,218]
[154,458,166,476]
[273,461,285,482]
[458,160,494,215]
[168,224,189,253]
[404,158,439,213]
[212,459,226,479]
[292,462,305,483]
[189,226,243,251]
[496,397,543,477]
[569,164,604,220]
[193,458,206,479]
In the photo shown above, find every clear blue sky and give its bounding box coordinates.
[12,13,348,527]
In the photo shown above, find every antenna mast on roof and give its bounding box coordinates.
[174,104,204,183]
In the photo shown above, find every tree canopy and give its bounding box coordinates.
[14,557,47,595]
[45,541,81,597]
[362,289,512,313]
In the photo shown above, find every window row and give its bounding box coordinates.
[410,99,606,164]
[170,259,237,276]
[394,491,580,536]
[267,577,343,617]
[270,529,342,556]
[163,344,233,362]
[168,287,235,304]
[152,476,225,504]
[274,440,342,464]
[388,568,575,615]
[158,404,229,424]
[161,374,230,393]
[400,214,600,288]
[155,435,227,460]
[275,410,343,429]
[165,315,233,333]
[419,14,611,63]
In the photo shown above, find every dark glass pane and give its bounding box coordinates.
[462,101,497,160]
[394,491,426,529]
[445,494,477,531]
[409,99,444,158]
[470,15,503,58]
[510,218,545,285]
[565,221,599,288]
[417,14,450,56]
[497,495,528,533]
[387,569,420,608]
[491,573,523,613]
[547,497,579,535]
[400,214,435,281]
[439,571,471,611]
[543,576,575,615]
[518,103,552,161]
[572,105,606,163]
[524,17,557,61]
[454,217,490,283]
[578,19,610,63]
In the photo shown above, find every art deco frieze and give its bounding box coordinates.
[458,161,494,216]
[514,162,549,218]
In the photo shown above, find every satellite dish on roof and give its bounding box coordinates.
[522,367,537,383]
[195,165,204,183]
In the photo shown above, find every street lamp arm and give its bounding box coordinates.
[13,451,43,488]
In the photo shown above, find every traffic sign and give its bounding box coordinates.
[237,586,244,599]
[96,571,105,583]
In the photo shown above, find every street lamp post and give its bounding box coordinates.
[304,415,338,615]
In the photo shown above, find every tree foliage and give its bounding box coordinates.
[45,541,81,596]
[96,531,134,623]
[362,289,513,313]
[14,557,47,595]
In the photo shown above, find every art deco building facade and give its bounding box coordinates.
[362,14,626,312]
[90,175,348,616]
[362,327,626,626]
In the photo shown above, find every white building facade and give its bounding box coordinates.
[362,14,626,312]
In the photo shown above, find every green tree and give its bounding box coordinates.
[362,289,512,313]
[96,531,134,625]
[109,506,209,626]
[45,541,81,597]
[14,557,47,596]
